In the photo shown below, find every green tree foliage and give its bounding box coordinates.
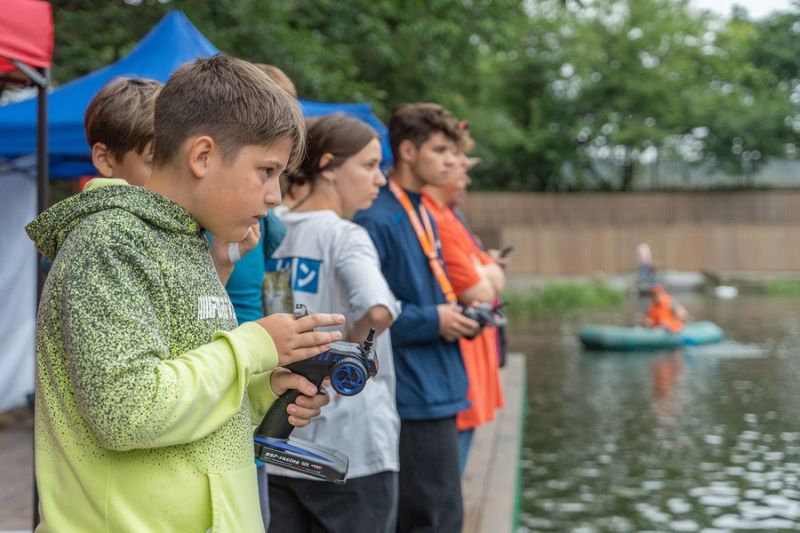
[691,8,800,176]
[489,0,718,190]
[48,0,800,191]
[52,1,166,83]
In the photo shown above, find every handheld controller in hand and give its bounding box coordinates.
[253,304,378,483]
[461,302,507,340]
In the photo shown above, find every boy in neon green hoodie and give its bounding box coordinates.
[25,55,344,532]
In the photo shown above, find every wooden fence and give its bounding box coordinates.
[461,191,800,275]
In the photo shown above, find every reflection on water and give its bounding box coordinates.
[510,294,800,532]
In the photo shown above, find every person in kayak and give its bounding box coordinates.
[647,284,688,333]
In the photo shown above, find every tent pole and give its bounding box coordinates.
[32,65,49,531]
[9,59,47,88]
[37,68,49,276]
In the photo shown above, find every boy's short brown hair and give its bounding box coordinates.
[388,103,460,162]
[153,54,306,171]
[84,77,162,160]
[254,63,297,98]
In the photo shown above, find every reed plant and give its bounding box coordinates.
[504,281,625,318]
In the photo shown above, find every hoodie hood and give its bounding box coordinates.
[26,183,201,261]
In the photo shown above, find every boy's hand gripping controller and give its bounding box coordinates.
[253,304,378,483]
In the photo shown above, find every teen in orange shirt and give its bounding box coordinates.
[422,130,505,474]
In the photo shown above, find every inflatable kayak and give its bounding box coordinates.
[579,321,724,351]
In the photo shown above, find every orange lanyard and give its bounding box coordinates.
[389,178,457,303]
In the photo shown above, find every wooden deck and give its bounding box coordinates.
[462,353,526,533]
[0,355,526,533]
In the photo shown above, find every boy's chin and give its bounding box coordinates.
[213,226,250,243]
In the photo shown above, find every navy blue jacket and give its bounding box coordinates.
[355,186,469,420]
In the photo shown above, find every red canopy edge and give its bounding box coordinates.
[0,0,54,73]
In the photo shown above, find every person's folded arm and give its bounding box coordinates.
[480,262,506,294]
[439,222,496,305]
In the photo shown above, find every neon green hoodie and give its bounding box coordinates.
[26,184,278,532]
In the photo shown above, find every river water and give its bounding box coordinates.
[509,294,800,532]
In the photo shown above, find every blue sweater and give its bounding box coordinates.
[226,211,287,324]
[355,186,468,420]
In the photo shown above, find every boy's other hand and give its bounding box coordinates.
[269,369,331,428]
[209,222,261,268]
[256,312,345,367]
[438,303,480,342]
[237,221,261,258]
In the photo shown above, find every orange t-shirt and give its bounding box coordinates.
[423,194,505,431]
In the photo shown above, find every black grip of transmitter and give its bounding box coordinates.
[255,389,301,440]
[254,365,327,441]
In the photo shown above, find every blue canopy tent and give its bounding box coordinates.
[0,10,391,178]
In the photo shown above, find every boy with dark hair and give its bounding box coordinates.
[83,77,162,187]
[83,76,261,285]
[354,103,481,533]
[27,54,343,532]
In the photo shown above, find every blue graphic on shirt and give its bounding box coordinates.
[266,257,291,273]
[293,258,321,293]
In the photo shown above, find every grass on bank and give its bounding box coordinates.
[503,281,626,318]
[763,280,800,296]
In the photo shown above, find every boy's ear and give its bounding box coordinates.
[187,136,215,179]
[91,143,115,178]
[398,139,417,164]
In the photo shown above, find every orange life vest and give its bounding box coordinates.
[647,293,684,333]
